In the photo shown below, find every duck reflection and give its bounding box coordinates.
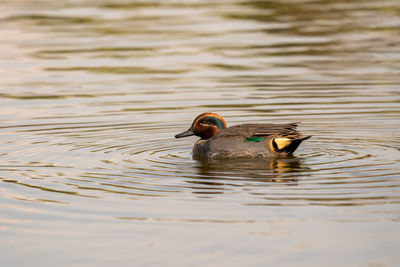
[187,156,308,195]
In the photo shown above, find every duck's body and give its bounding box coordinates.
[175,113,311,159]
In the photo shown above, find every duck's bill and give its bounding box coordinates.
[175,128,195,138]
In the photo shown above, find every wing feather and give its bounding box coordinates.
[217,123,303,139]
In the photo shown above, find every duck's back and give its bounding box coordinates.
[193,123,310,158]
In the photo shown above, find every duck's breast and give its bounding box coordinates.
[192,139,210,157]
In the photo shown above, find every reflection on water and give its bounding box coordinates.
[1,0,400,266]
[189,157,303,195]
[193,156,305,184]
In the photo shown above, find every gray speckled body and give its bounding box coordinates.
[192,123,309,159]
[193,135,276,158]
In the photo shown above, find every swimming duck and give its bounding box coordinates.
[175,113,311,159]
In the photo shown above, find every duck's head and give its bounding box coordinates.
[175,113,227,140]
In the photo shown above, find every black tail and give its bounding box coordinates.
[272,135,312,154]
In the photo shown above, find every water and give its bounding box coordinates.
[1,0,400,265]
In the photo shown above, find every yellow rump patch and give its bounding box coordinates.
[274,137,293,150]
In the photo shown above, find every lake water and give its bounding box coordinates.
[1,0,400,266]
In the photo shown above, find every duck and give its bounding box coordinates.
[175,112,311,159]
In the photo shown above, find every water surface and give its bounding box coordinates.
[1,0,400,266]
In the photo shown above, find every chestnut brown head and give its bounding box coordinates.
[175,113,227,139]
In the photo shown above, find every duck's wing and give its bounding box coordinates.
[219,123,301,138]
[218,123,311,154]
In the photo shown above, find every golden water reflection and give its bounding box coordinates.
[191,156,307,188]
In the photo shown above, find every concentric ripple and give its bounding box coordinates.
[1,117,399,208]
